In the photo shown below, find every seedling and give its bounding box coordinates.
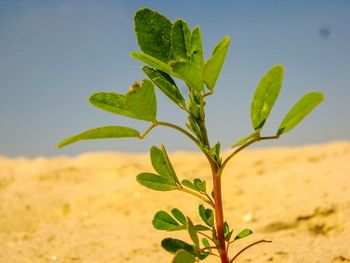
[59,8,324,263]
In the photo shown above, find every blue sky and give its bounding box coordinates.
[0,0,349,157]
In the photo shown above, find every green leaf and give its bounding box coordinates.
[224,222,229,236]
[130,52,175,76]
[234,229,253,240]
[89,79,156,121]
[187,217,199,247]
[136,173,177,191]
[251,65,284,130]
[172,249,196,263]
[199,251,210,260]
[142,66,186,108]
[202,36,230,91]
[161,238,195,255]
[190,26,204,68]
[231,129,261,148]
[194,179,206,193]
[198,204,214,227]
[126,80,157,120]
[181,179,206,193]
[225,230,233,242]
[153,211,180,231]
[194,224,211,231]
[277,92,324,135]
[181,179,197,191]
[224,222,233,242]
[134,8,173,62]
[150,145,180,184]
[170,61,203,92]
[58,126,140,148]
[172,19,191,61]
[171,208,186,225]
[202,238,211,250]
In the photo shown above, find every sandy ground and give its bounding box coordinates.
[0,141,349,263]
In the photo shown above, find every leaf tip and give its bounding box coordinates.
[57,141,65,149]
[223,35,230,43]
[270,64,284,77]
[57,138,72,149]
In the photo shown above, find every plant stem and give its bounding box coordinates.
[198,231,216,243]
[196,94,229,263]
[198,95,211,147]
[139,123,157,139]
[229,240,272,262]
[212,165,229,263]
[177,186,214,208]
[155,120,214,163]
[155,121,201,147]
[205,192,216,208]
[221,135,280,170]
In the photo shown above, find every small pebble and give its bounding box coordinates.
[243,212,254,222]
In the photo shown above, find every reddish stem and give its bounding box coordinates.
[230,240,272,262]
[212,165,229,263]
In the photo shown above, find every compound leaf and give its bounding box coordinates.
[161,238,195,255]
[143,66,186,108]
[198,204,214,227]
[251,65,284,130]
[153,211,180,230]
[202,36,230,91]
[181,179,197,191]
[89,79,156,121]
[172,19,191,61]
[277,92,324,135]
[170,61,203,92]
[58,126,140,148]
[181,179,206,193]
[171,208,186,225]
[193,179,206,193]
[127,80,157,120]
[136,173,177,191]
[150,145,179,184]
[172,249,196,263]
[134,8,173,62]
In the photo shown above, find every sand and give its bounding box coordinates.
[0,141,349,263]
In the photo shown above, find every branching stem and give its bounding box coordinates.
[221,135,279,169]
[139,123,157,139]
[156,121,201,147]
[229,240,272,262]
[205,192,215,207]
[198,231,216,243]
[177,185,214,208]
[140,102,278,263]
[140,120,214,164]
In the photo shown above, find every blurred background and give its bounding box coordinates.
[0,0,349,157]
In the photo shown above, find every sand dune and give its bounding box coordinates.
[1,141,349,263]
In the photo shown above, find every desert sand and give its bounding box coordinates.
[0,141,349,263]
